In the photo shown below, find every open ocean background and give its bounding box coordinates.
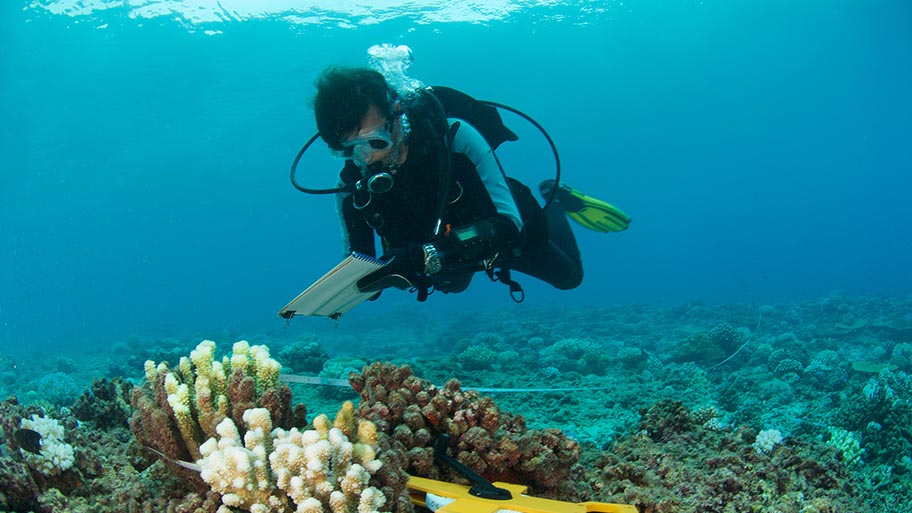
[1,0,910,349]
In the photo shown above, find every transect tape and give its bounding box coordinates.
[280,374,607,393]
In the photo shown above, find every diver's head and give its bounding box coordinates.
[313,67,396,153]
[333,103,400,169]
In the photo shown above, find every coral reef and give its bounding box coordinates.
[825,427,863,466]
[539,338,612,375]
[0,397,78,510]
[195,402,405,513]
[72,377,134,429]
[752,428,784,454]
[890,342,912,372]
[349,362,580,496]
[0,395,181,513]
[586,401,867,512]
[0,455,40,512]
[5,294,912,511]
[130,340,306,488]
[19,414,75,476]
[129,341,409,513]
[24,372,81,407]
[455,345,498,371]
[833,368,912,466]
[669,331,727,365]
[277,336,330,374]
[708,322,740,352]
[318,357,368,401]
[804,349,848,389]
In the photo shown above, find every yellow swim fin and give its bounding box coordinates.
[540,180,632,233]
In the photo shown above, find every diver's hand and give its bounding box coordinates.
[356,245,425,293]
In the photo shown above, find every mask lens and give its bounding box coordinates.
[332,131,394,163]
[367,138,390,150]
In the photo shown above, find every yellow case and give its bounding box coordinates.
[407,475,638,513]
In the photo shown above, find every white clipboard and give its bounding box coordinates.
[278,252,386,319]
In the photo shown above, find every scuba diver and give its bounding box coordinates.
[296,45,630,303]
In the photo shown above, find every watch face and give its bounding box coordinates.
[455,225,480,242]
[423,244,442,275]
[426,254,441,272]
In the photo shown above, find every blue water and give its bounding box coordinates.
[1,0,910,348]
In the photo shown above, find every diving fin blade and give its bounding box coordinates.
[567,204,632,232]
[543,180,632,233]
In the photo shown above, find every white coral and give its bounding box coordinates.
[198,411,283,511]
[198,409,386,513]
[269,415,384,513]
[20,414,75,476]
[753,428,784,454]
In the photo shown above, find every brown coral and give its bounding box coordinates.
[71,377,133,430]
[129,340,305,492]
[349,362,581,496]
[130,367,207,489]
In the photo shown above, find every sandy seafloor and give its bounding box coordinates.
[1,293,911,512]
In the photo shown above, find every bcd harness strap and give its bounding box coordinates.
[484,256,524,303]
[429,93,526,304]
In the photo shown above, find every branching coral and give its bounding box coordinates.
[195,403,397,513]
[349,362,580,495]
[130,340,305,487]
[198,408,283,512]
[131,341,409,513]
[826,427,863,466]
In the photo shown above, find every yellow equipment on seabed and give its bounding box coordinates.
[407,475,638,513]
[407,434,638,513]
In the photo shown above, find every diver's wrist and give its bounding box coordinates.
[422,243,442,275]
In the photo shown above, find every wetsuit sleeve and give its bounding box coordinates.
[449,120,523,232]
[429,120,524,271]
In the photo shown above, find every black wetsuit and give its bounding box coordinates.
[337,89,583,294]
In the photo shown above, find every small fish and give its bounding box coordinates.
[143,446,201,472]
[15,428,42,454]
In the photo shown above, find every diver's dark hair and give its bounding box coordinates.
[313,67,394,150]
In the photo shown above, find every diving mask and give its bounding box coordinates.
[330,128,394,168]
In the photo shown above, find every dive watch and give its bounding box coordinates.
[422,243,442,275]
